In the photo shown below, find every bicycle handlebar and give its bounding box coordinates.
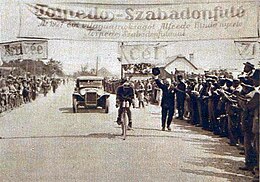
[121,100,130,108]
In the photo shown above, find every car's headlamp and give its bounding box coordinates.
[79,89,87,95]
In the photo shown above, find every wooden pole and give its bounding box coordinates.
[96,56,98,76]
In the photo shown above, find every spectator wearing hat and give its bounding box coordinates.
[218,78,234,136]
[193,78,203,126]
[222,79,237,143]
[22,83,30,103]
[211,82,222,135]
[136,80,145,108]
[175,75,186,120]
[145,80,153,105]
[223,79,242,146]
[238,78,257,172]
[232,79,242,93]
[242,69,259,181]
[207,79,221,133]
[198,80,210,130]
[243,62,255,78]
[185,79,196,123]
[220,78,243,146]
[51,78,58,93]
[225,78,234,93]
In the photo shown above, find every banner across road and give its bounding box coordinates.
[18,2,259,42]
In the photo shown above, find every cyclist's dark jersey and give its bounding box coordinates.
[116,86,134,103]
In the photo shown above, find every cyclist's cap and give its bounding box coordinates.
[123,82,130,87]
[120,78,127,84]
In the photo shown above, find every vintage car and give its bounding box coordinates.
[72,76,110,113]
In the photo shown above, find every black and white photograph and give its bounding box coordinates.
[0,0,259,181]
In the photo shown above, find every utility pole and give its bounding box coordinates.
[33,60,37,75]
[96,56,98,76]
[118,42,124,79]
[26,59,28,78]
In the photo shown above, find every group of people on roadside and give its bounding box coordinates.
[154,62,259,181]
[114,61,259,181]
[0,74,66,113]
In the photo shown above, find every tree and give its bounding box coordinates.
[81,64,89,72]
[1,58,64,77]
[45,58,64,77]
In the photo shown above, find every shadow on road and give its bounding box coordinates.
[181,154,253,182]
[0,133,119,140]
[0,131,182,140]
[59,107,107,114]
[174,119,255,181]
[133,127,163,132]
[181,168,252,182]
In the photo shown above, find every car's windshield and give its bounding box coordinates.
[78,80,103,88]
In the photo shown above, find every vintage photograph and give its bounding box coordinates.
[0,0,259,181]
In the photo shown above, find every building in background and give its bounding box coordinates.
[157,54,204,79]
[97,67,117,78]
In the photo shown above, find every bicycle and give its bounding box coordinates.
[121,100,130,140]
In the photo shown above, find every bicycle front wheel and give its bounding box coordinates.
[122,110,127,140]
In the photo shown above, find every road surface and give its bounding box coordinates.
[0,82,255,182]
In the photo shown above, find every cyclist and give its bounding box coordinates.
[115,80,134,129]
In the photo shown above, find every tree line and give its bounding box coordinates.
[1,58,64,77]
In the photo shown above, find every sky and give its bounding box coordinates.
[0,0,121,75]
[0,0,259,75]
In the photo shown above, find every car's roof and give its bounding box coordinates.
[77,76,104,81]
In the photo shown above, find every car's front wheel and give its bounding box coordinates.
[73,98,78,113]
[105,99,109,113]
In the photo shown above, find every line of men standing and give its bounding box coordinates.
[153,62,259,181]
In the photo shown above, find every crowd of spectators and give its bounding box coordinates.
[105,61,259,181]
[0,74,66,113]
[171,62,259,182]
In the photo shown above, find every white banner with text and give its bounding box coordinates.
[0,41,48,62]
[121,44,167,64]
[19,2,259,42]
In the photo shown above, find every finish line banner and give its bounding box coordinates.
[19,2,258,42]
[121,44,167,64]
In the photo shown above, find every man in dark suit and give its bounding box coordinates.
[155,77,175,131]
[175,75,186,120]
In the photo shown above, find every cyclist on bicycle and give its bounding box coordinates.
[115,80,134,129]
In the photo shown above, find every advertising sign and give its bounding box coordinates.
[0,40,48,61]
